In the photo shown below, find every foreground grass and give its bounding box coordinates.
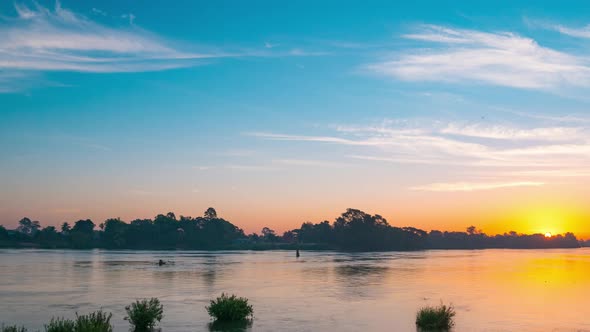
[0,325,27,332]
[3,298,460,331]
[124,298,164,332]
[44,317,75,332]
[206,293,254,322]
[45,310,112,332]
[416,303,455,331]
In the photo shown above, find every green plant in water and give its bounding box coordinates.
[45,317,75,332]
[206,293,253,322]
[124,298,164,331]
[74,310,112,332]
[415,302,455,331]
[45,310,112,332]
[1,325,27,332]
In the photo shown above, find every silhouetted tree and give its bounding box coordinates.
[61,222,70,232]
[332,209,393,250]
[296,221,332,244]
[102,218,128,248]
[0,225,8,241]
[16,217,40,236]
[261,227,278,243]
[72,219,95,233]
[37,226,63,248]
[282,230,296,243]
[204,207,217,219]
[70,219,95,248]
[0,208,581,250]
[154,213,180,248]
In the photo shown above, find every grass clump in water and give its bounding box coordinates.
[45,317,75,332]
[45,310,112,332]
[74,310,112,332]
[1,325,27,332]
[415,303,455,331]
[206,293,253,322]
[124,298,163,331]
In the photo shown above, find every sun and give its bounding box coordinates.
[544,232,552,238]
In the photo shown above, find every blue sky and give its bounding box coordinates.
[2,0,590,235]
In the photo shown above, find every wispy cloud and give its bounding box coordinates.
[547,23,590,39]
[440,123,583,141]
[0,2,323,92]
[500,169,590,178]
[121,13,136,25]
[253,121,590,164]
[264,41,279,49]
[410,181,544,192]
[367,24,590,90]
[272,159,351,167]
[247,132,379,146]
[91,8,107,16]
[250,119,590,184]
[1,2,216,74]
[224,164,278,171]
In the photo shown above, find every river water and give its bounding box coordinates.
[0,249,589,331]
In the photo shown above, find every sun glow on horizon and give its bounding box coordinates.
[508,204,582,237]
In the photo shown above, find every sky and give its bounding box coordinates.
[2,0,590,237]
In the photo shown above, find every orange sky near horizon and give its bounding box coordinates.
[3,181,589,240]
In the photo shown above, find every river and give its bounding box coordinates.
[1,248,589,331]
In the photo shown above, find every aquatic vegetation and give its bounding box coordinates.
[124,298,164,331]
[207,319,253,331]
[206,293,253,322]
[0,325,27,332]
[45,317,75,332]
[45,311,112,332]
[74,310,112,332]
[415,303,455,330]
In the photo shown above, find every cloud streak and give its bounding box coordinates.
[0,2,323,92]
[1,2,216,74]
[254,120,590,164]
[250,119,590,188]
[548,23,590,39]
[272,159,351,167]
[367,24,590,90]
[410,181,544,192]
[440,123,583,141]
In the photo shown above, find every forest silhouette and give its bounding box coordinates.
[0,208,583,250]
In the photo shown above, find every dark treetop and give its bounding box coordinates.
[0,208,583,251]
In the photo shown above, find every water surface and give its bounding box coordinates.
[1,249,589,331]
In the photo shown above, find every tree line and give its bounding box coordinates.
[0,208,583,250]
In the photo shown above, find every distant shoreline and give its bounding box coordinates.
[0,242,585,251]
[2,208,585,251]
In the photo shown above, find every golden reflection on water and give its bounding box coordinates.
[0,249,589,332]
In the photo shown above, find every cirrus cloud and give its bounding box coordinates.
[248,117,590,191]
[367,24,590,90]
[0,1,323,92]
[410,181,544,192]
[1,2,218,74]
